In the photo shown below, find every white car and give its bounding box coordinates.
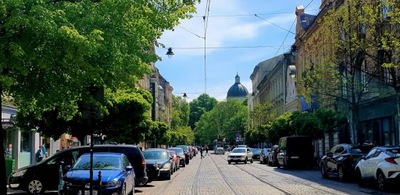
[215,147,225,155]
[355,146,400,191]
[227,147,253,164]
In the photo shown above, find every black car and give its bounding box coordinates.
[143,148,174,181]
[175,145,190,165]
[276,136,314,168]
[8,144,148,194]
[320,143,364,181]
[251,148,262,161]
[168,147,186,167]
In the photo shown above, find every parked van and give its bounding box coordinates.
[8,144,148,194]
[276,136,314,168]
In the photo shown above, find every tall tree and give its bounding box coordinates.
[195,100,247,145]
[188,93,218,129]
[0,0,198,192]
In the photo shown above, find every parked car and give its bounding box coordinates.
[143,148,174,181]
[267,145,279,166]
[167,150,180,172]
[63,152,135,195]
[320,143,364,181]
[227,147,253,164]
[355,146,400,191]
[215,147,225,155]
[260,148,271,164]
[236,144,248,148]
[175,145,190,165]
[8,144,147,194]
[251,148,262,161]
[277,136,314,168]
[168,147,186,167]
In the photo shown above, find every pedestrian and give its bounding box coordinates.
[200,147,204,159]
[35,148,43,162]
[205,146,209,156]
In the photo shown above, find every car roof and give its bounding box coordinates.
[80,152,125,157]
[144,148,167,151]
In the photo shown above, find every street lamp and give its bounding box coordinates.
[166,47,174,58]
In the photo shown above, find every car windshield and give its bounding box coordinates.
[73,155,121,170]
[252,148,261,153]
[232,148,246,153]
[144,150,169,159]
[168,148,184,155]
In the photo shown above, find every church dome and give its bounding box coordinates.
[227,74,248,99]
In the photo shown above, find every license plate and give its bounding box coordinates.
[77,190,98,195]
[291,156,299,159]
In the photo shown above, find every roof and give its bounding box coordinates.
[227,74,248,98]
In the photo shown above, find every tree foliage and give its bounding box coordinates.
[266,109,345,144]
[188,93,218,129]
[195,100,247,145]
[245,102,275,144]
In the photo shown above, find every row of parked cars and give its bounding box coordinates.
[319,144,400,191]
[255,137,400,192]
[7,144,198,195]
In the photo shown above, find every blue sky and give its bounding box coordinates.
[155,0,320,101]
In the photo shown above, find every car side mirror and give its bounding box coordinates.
[126,165,133,171]
[64,165,72,172]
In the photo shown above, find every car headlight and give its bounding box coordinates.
[12,169,27,177]
[162,163,171,169]
[104,178,122,188]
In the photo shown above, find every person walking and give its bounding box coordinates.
[200,147,204,159]
[205,146,209,156]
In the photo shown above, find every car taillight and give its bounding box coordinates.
[385,157,398,165]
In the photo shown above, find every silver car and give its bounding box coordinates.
[227,148,253,164]
[355,146,400,191]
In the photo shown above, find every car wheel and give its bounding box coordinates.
[377,170,388,191]
[244,158,248,164]
[27,179,45,195]
[228,161,231,164]
[165,170,171,180]
[338,166,346,182]
[356,169,365,187]
[321,164,328,179]
[250,159,253,163]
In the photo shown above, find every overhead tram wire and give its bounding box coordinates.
[254,14,295,35]
[275,18,296,56]
[203,0,211,94]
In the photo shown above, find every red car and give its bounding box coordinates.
[168,150,180,172]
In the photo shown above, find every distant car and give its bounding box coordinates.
[251,148,262,161]
[320,143,364,181]
[143,148,174,181]
[215,147,225,155]
[237,145,248,148]
[267,145,279,166]
[167,150,180,172]
[260,148,271,164]
[168,147,186,167]
[175,145,190,165]
[355,146,400,191]
[227,147,253,164]
[63,152,135,195]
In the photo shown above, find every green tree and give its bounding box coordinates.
[0,0,198,190]
[189,93,218,129]
[246,102,275,144]
[195,100,247,145]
